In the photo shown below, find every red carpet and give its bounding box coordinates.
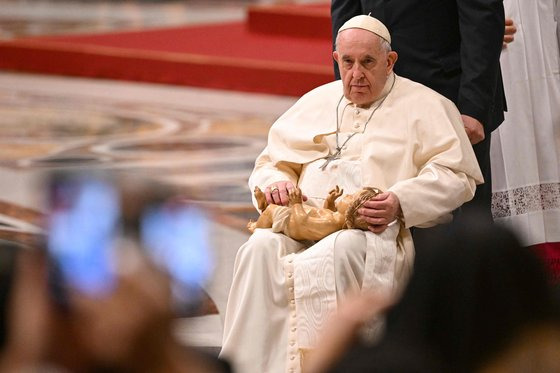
[0,3,334,96]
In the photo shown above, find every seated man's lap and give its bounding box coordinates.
[243,228,307,260]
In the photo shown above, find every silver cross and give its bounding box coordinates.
[319,148,342,171]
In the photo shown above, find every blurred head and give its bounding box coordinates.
[329,212,559,373]
[382,213,558,372]
[333,19,397,107]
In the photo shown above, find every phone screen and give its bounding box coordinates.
[47,175,120,298]
[45,173,212,312]
[140,202,213,312]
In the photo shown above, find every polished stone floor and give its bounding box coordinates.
[0,0,322,39]
[1,0,247,39]
[0,70,298,347]
[0,0,327,350]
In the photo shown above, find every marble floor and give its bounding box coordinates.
[0,0,328,351]
[0,71,298,347]
[1,0,248,39]
[0,0,323,39]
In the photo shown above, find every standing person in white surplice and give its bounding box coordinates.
[490,0,560,279]
[220,15,482,373]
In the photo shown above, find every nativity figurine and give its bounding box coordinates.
[247,185,383,241]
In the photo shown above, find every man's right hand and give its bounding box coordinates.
[462,114,485,144]
[503,18,517,48]
[266,181,306,206]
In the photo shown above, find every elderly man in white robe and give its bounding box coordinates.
[220,15,483,373]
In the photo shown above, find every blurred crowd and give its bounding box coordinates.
[0,172,231,373]
[305,214,560,373]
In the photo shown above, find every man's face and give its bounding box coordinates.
[333,29,397,108]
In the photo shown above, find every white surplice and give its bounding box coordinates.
[490,0,560,245]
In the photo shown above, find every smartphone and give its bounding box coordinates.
[45,172,213,313]
[46,174,120,299]
[140,201,213,313]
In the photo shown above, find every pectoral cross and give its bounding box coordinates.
[319,147,342,171]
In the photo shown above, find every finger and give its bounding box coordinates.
[470,132,485,145]
[281,186,292,205]
[272,189,283,205]
[358,206,380,218]
[361,200,388,211]
[359,208,391,222]
[267,184,280,204]
[476,131,485,143]
[358,207,384,219]
[503,35,514,43]
[265,187,275,204]
[370,192,390,201]
[464,127,477,143]
[278,187,290,206]
[265,192,274,204]
[362,216,389,226]
[505,25,516,34]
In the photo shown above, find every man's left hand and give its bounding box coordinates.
[462,115,485,144]
[358,192,401,233]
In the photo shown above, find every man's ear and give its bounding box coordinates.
[386,51,398,73]
[333,50,339,63]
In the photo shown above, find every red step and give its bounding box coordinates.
[247,3,331,39]
[0,4,335,96]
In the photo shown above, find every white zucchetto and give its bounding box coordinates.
[337,14,391,44]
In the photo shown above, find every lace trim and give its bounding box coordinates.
[492,182,560,218]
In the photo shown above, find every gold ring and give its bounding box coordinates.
[270,186,279,193]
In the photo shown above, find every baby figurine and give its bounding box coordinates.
[247,185,382,241]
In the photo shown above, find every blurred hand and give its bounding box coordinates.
[266,181,307,206]
[503,18,517,48]
[462,114,485,144]
[0,249,51,371]
[358,192,401,233]
[71,247,172,368]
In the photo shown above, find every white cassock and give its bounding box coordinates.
[220,74,482,373]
